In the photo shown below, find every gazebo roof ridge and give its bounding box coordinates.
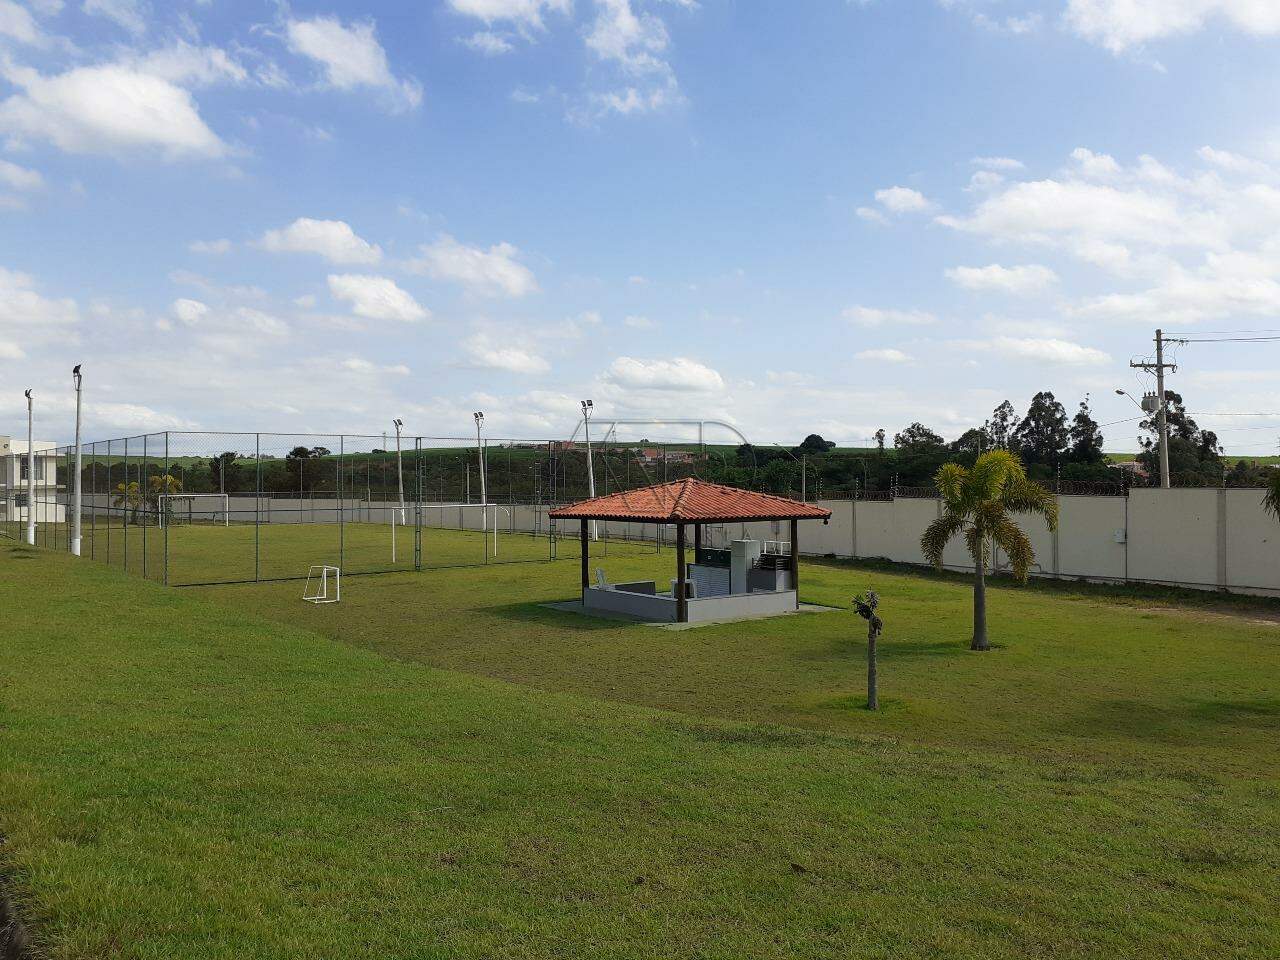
[548,477,831,524]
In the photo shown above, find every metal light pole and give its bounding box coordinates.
[580,400,597,541]
[392,418,405,525]
[71,365,83,556]
[24,388,35,545]
[474,411,487,536]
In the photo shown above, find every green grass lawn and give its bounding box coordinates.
[2,535,1279,958]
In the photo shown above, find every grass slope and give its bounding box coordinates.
[1,542,1278,958]
[217,538,1280,781]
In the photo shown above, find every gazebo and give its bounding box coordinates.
[549,478,831,624]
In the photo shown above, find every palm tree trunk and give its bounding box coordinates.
[971,555,989,651]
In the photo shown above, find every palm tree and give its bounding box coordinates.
[1264,469,1280,523]
[921,450,1058,651]
[148,474,183,525]
[113,480,141,524]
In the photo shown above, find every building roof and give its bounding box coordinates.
[549,478,832,524]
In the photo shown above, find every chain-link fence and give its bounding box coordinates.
[4,431,726,586]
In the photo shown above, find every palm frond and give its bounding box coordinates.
[934,462,968,509]
[1002,474,1059,531]
[969,449,1023,500]
[1264,471,1280,523]
[992,517,1036,581]
[921,512,967,568]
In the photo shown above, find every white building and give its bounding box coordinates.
[1,435,65,526]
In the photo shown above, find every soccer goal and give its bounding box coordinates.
[158,493,231,528]
[420,503,512,556]
[303,565,340,603]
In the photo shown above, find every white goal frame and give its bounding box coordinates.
[303,565,340,603]
[420,503,512,556]
[158,493,231,528]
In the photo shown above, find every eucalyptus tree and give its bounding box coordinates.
[921,450,1058,651]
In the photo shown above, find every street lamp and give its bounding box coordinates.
[1116,388,1166,487]
[473,411,487,535]
[392,418,405,524]
[24,388,35,545]
[71,365,83,556]
[771,444,808,501]
[580,400,597,541]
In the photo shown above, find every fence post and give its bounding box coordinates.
[163,432,169,586]
[254,433,261,582]
[338,434,345,572]
[414,437,423,572]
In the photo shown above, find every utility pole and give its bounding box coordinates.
[1130,328,1184,489]
[71,365,83,556]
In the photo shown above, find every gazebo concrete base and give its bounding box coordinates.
[542,597,841,627]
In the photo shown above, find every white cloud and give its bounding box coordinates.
[327,273,428,322]
[0,340,24,359]
[587,0,671,73]
[966,336,1110,366]
[855,205,889,225]
[0,1,42,45]
[188,238,231,255]
[1065,0,1280,53]
[258,218,382,265]
[938,146,1280,328]
[83,0,146,36]
[945,263,1059,295]
[171,297,208,326]
[447,0,570,30]
[1069,146,1122,181]
[624,314,653,329]
[285,16,422,112]
[0,159,41,190]
[938,176,1206,254]
[462,31,514,55]
[972,156,1024,171]
[580,0,681,118]
[854,348,911,363]
[0,267,79,329]
[0,62,226,158]
[604,355,723,391]
[402,235,537,297]
[842,305,937,327]
[462,332,550,374]
[130,42,251,87]
[874,185,933,213]
[1197,145,1271,176]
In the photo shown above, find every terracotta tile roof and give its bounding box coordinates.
[548,478,832,524]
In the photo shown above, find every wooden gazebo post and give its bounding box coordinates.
[580,518,589,598]
[790,517,799,609]
[675,521,687,623]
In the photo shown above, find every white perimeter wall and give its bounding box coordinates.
[73,489,1280,596]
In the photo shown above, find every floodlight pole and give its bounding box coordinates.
[474,411,487,537]
[71,365,83,556]
[581,400,597,541]
[24,388,35,545]
[393,418,405,524]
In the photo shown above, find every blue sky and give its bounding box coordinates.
[2,0,1280,452]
